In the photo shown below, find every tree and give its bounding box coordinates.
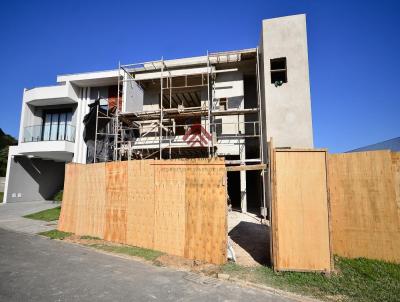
[0,129,17,177]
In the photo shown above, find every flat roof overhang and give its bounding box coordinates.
[56,48,257,87]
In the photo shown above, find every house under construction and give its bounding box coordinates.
[4,14,313,217]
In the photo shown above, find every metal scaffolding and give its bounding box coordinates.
[93,49,265,166]
[91,48,268,217]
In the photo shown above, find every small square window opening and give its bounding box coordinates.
[270,58,287,86]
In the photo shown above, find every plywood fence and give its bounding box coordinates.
[328,151,400,263]
[58,159,227,264]
[270,149,332,272]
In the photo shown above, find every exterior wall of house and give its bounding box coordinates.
[73,86,92,164]
[5,152,65,202]
[259,14,314,149]
[3,83,85,202]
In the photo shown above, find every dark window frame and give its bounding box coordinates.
[41,109,72,141]
[270,57,287,85]
[219,98,228,110]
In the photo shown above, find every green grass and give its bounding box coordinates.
[80,235,101,240]
[23,206,61,221]
[53,190,63,202]
[0,192,3,203]
[88,243,163,262]
[222,256,400,301]
[38,229,72,240]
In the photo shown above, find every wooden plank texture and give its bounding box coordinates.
[184,158,227,264]
[226,164,266,172]
[104,161,128,243]
[58,159,227,265]
[392,152,400,219]
[329,151,400,263]
[153,160,187,256]
[203,158,227,264]
[126,160,155,249]
[74,163,89,236]
[272,150,332,272]
[58,163,79,233]
[82,163,106,238]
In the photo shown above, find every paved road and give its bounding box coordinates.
[0,228,298,302]
[0,201,58,234]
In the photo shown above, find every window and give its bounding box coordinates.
[219,98,227,110]
[270,57,287,86]
[42,110,72,141]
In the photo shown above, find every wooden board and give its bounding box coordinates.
[184,158,227,264]
[226,164,266,172]
[184,159,199,261]
[84,163,106,238]
[392,152,400,219]
[328,151,400,263]
[271,149,332,272]
[104,161,128,243]
[153,160,187,256]
[126,160,155,249]
[74,163,89,236]
[58,163,79,233]
[58,159,228,265]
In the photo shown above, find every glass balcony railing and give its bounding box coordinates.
[23,124,76,143]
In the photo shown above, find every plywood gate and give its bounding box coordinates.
[271,149,332,272]
[328,151,400,263]
[392,152,400,220]
[58,158,227,265]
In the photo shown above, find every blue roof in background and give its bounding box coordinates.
[348,137,400,152]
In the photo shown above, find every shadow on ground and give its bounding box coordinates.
[228,221,271,266]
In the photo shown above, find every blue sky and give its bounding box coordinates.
[0,0,398,152]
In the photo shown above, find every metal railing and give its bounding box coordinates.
[23,124,76,143]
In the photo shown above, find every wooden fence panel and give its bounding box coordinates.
[153,160,187,256]
[271,150,332,272]
[126,160,155,249]
[74,163,106,236]
[74,164,89,236]
[184,158,227,264]
[58,159,227,264]
[58,163,80,233]
[328,151,400,263]
[392,152,400,219]
[104,161,128,243]
[84,163,106,238]
[184,160,201,261]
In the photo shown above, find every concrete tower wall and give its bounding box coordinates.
[259,14,314,148]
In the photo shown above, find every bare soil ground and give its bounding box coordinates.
[63,210,271,268]
[64,235,220,274]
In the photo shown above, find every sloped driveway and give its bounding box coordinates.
[0,201,58,234]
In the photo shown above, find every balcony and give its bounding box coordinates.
[14,124,76,162]
[24,83,78,106]
[23,124,76,143]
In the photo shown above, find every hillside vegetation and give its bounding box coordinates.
[0,128,17,176]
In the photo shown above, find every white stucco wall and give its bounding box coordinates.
[19,83,78,143]
[72,86,90,164]
[259,14,313,148]
[214,71,245,155]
